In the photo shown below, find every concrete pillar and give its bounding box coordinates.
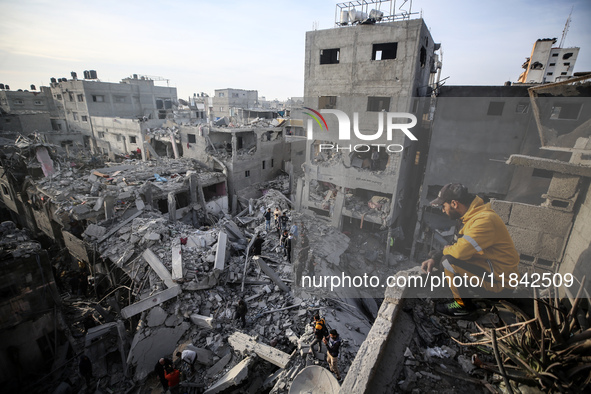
[139,129,147,162]
[168,192,177,222]
[170,131,179,159]
[104,195,115,219]
[331,190,345,229]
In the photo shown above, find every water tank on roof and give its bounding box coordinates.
[4,85,9,90]
[0,84,4,90]
[133,74,138,79]
[50,77,57,83]
[340,10,349,24]
[83,70,91,79]
[71,71,77,80]
[30,84,36,90]
[89,70,97,79]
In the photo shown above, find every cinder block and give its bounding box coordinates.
[547,174,580,200]
[538,233,565,261]
[490,200,512,224]
[507,226,541,256]
[508,203,573,237]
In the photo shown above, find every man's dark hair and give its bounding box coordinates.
[330,329,338,336]
[176,352,181,357]
[314,314,320,320]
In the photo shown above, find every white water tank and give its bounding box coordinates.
[340,10,349,24]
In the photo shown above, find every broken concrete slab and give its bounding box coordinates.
[190,313,215,329]
[171,241,183,280]
[143,248,175,288]
[203,356,253,394]
[207,352,232,376]
[254,257,290,293]
[146,306,168,327]
[223,220,245,241]
[121,285,181,319]
[214,231,227,272]
[228,332,291,369]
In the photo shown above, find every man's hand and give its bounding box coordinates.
[421,258,436,274]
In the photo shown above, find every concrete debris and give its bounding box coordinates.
[228,332,291,369]
[203,356,254,394]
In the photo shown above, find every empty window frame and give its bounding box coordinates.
[72,112,79,121]
[549,63,556,66]
[262,160,266,170]
[367,97,390,112]
[129,136,137,144]
[551,53,559,57]
[420,46,427,67]
[563,52,573,60]
[318,96,337,109]
[77,94,84,102]
[55,94,62,100]
[320,48,340,64]
[245,170,250,178]
[547,72,554,76]
[187,134,196,143]
[564,62,571,66]
[550,103,582,120]
[81,115,88,122]
[561,72,567,75]
[372,43,397,60]
[92,95,105,102]
[13,99,24,105]
[487,101,505,116]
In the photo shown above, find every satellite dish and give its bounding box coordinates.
[288,365,340,394]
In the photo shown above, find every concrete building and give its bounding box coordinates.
[48,73,177,151]
[178,124,290,204]
[0,88,53,133]
[518,38,580,84]
[296,16,441,241]
[211,88,258,120]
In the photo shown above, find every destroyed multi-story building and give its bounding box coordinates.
[296,6,441,249]
[518,38,580,84]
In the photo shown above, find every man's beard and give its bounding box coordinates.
[446,208,462,220]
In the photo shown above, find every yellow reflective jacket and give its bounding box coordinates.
[443,196,519,292]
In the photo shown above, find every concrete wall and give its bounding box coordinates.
[420,86,533,206]
[560,180,591,284]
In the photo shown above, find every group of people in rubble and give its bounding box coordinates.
[309,314,343,381]
[260,207,300,263]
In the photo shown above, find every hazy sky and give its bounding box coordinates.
[1,0,590,101]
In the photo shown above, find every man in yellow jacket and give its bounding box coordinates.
[421,183,519,317]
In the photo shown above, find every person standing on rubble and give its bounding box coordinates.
[79,354,93,387]
[235,299,248,328]
[264,208,272,231]
[286,233,293,263]
[176,349,197,373]
[164,366,181,394]
[251,234,265,257]
[280,211,290,233]
[290,222,298,239]
[420,183,519,318]
[154,357,173,392]
[323,329,343,381]
[280,230,289,258]
[309,314,328,354]
[273,207,282,232]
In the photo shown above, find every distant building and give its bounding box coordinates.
[0,88,53,133]
[211,88,258,120]
[518,38,579,83]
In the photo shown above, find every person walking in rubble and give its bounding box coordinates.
[264,208,272,231]
[309,314,328,354]
[420,183,519,318]
[324,329,343,381]
[235,299,248,328]
[176,348,197,373]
